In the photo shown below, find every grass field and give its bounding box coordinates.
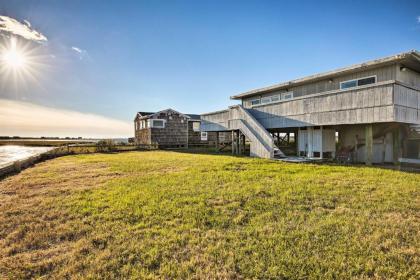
[0,151,419,279]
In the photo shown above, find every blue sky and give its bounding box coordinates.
[0,0,419,137]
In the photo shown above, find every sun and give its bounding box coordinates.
[0,36,49,92]
[1,38,27,69]
[3,48,26,68]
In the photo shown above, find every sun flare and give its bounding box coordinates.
[1,38,27,69]
[3,48,26,68]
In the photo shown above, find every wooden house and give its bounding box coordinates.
[134,108,230,148]
[201,51,420,165]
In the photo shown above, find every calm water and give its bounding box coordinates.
[0,145,54,168]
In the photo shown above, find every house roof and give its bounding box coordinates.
[186,114,201,121]
[137,112,155,117]
[231,50,420,100]
[134,109,201,121]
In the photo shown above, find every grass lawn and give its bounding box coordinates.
[0,151,419,279]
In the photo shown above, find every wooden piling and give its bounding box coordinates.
[365,124,373,165]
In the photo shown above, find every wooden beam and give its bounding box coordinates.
[365,124,373,165]
[236,130,240,155]
[241,134,246,155]
[231,131,235,155]
[393,128,401,165]
[215,131,219,152]
[320,126,323,159]
[307,127,313,158]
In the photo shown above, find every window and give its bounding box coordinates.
[340,76,376,90]
[152,119,165,128]
[357,76,376,86]
[250,92,294,107]
[270,95,280,102]
[146,119,151,128]
[281,92,293,100]
[201,131,208,141]
[340,80,357,89]
[250,99,261,106]
[193,122,200,132]
[261,97,271,104]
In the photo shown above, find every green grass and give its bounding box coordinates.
[0,151,419,279]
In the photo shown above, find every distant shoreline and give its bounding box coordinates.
[0,138,99,147]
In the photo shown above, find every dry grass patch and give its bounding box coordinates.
[0,156,122,279]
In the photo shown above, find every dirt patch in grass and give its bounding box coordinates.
[0,156,122,279]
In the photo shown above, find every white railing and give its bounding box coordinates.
[229,105,278,158]
[229,119,272,158]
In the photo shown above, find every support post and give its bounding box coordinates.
[241,134,246,155]
[354,135,359,163]
[215,131,219,152]
[393,128,401,165]
[365,124,373,166]
[307,127,313,158]
[236,130,240,155]
[231,131,235,155]
[319,126,323,159]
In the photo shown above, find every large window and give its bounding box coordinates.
[340,76,376,90]
[192,122,200,132]
[152,119,165,128]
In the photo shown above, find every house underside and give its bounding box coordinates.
[201,51,420,165]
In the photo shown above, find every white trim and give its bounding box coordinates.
[151,119,166,128]
[340,75,377,90]
[201,131,208,141]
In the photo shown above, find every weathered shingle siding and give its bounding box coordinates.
[150,112,188,147]
[188,121,203,145]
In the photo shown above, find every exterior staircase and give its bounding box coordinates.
[228,105,285,159]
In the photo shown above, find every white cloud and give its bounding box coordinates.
[417,16,420,23]
[71,46,83,53]
[71,46,89,60]
[0,15,47,42]
[0,99,132,138]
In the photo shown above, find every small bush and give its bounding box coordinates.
[96,139,116,153]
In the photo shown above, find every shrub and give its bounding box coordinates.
[96,139,116,153]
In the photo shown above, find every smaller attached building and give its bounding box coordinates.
[134,109,213,148]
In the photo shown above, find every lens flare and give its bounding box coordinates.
[1,37,27,69]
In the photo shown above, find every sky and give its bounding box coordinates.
[0,0,419,138]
